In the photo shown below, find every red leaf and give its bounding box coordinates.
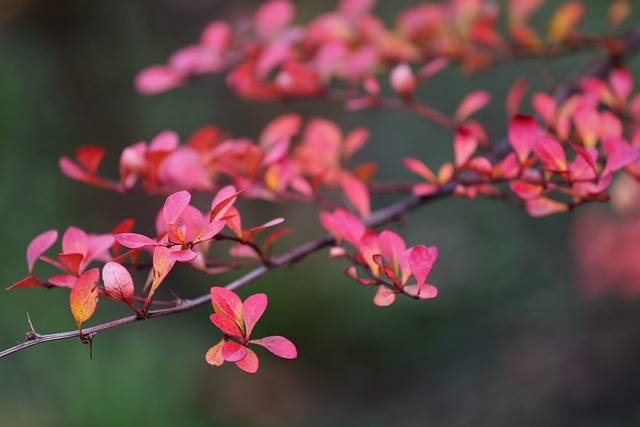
[341,174,370,218]
[454,126,478,168]
[409,245,434,288]
[75,146,105,175]
[163,191,191,226]
[455,90,491,121]
[243,293,267,338]
[246,218,285,239]
[205,339,225,367]
[210,287,244,326]
[210,313,244,339]
[26,230,58,274]
[210,187,243,222]
[533,137,567,171]
[167,224,188,246]
[6,274,45,290]
[115,233,159,249]
[194,220,226,244]
[235,347,259,373]
[508,114,539,163]
[145,245,176,305]
[56,253,84,277]
[221,341,247,362]
[262,228,293,252]
[102,262,134,306]
[70,268,100,336]
[250,336,297,359]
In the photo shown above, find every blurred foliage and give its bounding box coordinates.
[1,1,640,426]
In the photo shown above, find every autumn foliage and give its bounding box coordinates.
[3,0,640,371]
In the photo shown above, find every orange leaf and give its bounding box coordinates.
[70,268,100,338]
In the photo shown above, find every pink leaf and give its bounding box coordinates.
[378,230,406,271]
[373,286,396,307]
[609,66,633,104]
[168,249,197,262]
[455,90,491,121]
[250,336,297,359]
[210,313,244,339]
[221,341,247,362]
[243,293,268,338]
[210,287,244,325]
[194,220,226,244]
[454,126,478,168]
[115,233,159,249]
[409,245,435,288]
[508,114,539,163]
[525,197,569,217]
[235,347,260,373]
[62,226,89,258]
[404,284,438,299]
[26,230,58,274]
[532,93,557,125]
[135,65,183,95]
[341,175,370,217]
[102,262,134,305]
[254,0,295,40]
[403,158,436,182]
[533,137,567,171]
[163,191,191,226]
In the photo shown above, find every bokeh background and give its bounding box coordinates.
[1,1,640,426]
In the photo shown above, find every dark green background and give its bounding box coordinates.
[1,1,639,426]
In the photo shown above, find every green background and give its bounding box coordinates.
[1,1,639,426]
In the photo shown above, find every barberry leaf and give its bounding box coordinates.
[373,286,396,307]
[210,287,244,326]
[409,245,434,288]
[115,233,159,249]
[163,191,191,226]
[70,268,100,338]
[243,293,268,338]
[205,339,225,367]
[102,262,135,306]
[235,347,259,373]
[210,313,244,339]
[250,336,297,359]
[221,341,247,362]
[26,230,58,274]
[6,274,45,290]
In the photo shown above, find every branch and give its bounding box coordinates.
[4,28,640,360]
